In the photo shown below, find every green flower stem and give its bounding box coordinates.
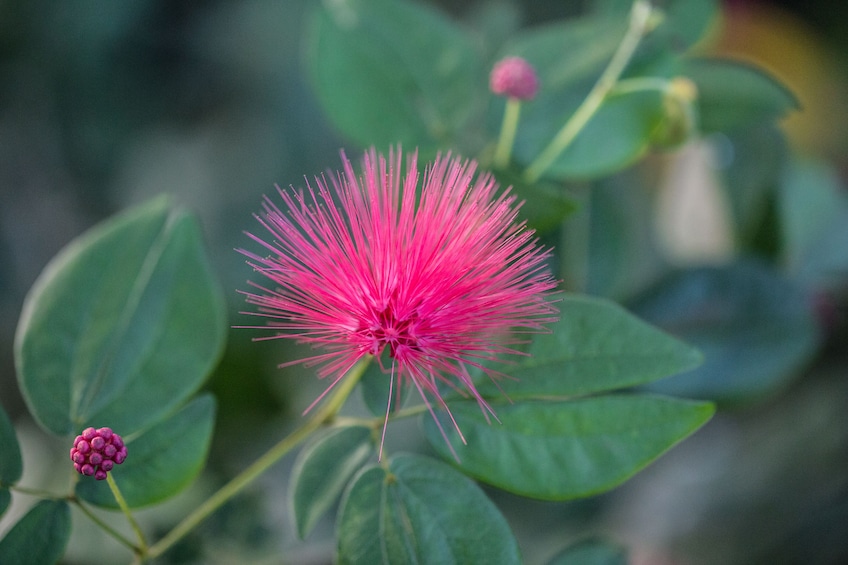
[522,0,654,183]
[493,97,522,169]
[107,473,148,554]
[610,76,671,96]
[144,356,371,562]
[73,498,139,552]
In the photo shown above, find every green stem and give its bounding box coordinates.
[523,0,654,183]
[610,76,671,97]
[72,497,139,552]
[493,97,522,169]
[107,473,148,554]
[144,357,371,561]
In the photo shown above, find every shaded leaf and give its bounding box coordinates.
[629,261,821,403]
[0,489,9,520]
[0,403,22,485]
[360,352,411,418]
[493,168,578,232]
[476,295,702,399]
[308,0,483,155]
[424,395,714,500]
[0,500,71,565]
[337,454,521,565]
[15,196,226,436]
[76,394,216,508]
[291,425,373,539]
[547,537,627,565]
[686,58,798,134]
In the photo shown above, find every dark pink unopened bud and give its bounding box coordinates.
[489,56,539,100]
[70,427,127,480]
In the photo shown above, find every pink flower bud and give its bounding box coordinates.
[70,427,127,480]
[489,56,539,100]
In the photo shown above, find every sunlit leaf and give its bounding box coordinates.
[424,395,714,500]
[0,500,71,565]
[337,454,521,565]
[76,394,216,508]
[15,196,226,436]
[291,425,373,539]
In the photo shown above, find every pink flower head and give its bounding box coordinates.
[490,56,540,100]
[239,148,558,457]
[70,427,127,480]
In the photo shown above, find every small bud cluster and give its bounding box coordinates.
[489,56,540,101]
[70,427,127,480]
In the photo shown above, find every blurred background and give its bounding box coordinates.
[1,0,847,563]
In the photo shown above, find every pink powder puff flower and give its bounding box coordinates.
[490,56,540,100]
[239,148,558,457]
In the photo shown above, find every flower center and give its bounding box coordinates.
[362,304,419,360]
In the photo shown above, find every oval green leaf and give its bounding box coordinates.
[337,454,521,565]
[477,295,702,399]
[0,403,22,485]
[308,0,483,155]
[360,353,412,418]
[424,395,714,500]
[291,425,373,539]
[76,394,216,508]
[0,500,71,565]
[685,58,798,134]
[629,261,821,403]
[15,196,226,436]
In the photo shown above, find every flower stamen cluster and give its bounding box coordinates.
[70,427,127,480]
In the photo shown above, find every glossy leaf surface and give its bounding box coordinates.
[0,500,71,565]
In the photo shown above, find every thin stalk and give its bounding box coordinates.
[144,357,370,561]
[523,0,654,183]
[493,97,522,169]
[73,498,139,552]
[107,473,148,553]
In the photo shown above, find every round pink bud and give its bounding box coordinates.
[89,452,103,466]
[94,469,107,481]
[103,444,117,458]
[114,450,127,465]
[91,436,105,451]
[82,427,97,441]
[97,427,113,440]
[76,440,91,454]
[101,460,114,472]
[73,451,86,465]
[489,56,539,100]
[70,427,127,479]
[111,435,124,449]
[81,464,95,476]
[74,463,82,473]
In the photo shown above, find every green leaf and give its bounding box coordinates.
[476,295,702,399]
[76,394,216,508]
[359,351,412,418]
[424,395,714,500]
[517,90,666,181]
[629,261,821,403]
[493,169,578,232]
[0,500,71,565]
[685,58,798,134]
[337,454,521,565]
[778,158,848,285]
[546,538,627,565]
[0,489,10,519]
[15,196,226,436]
[0,403,22,485]
[291,425,373,539]
[308,0,483,154]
